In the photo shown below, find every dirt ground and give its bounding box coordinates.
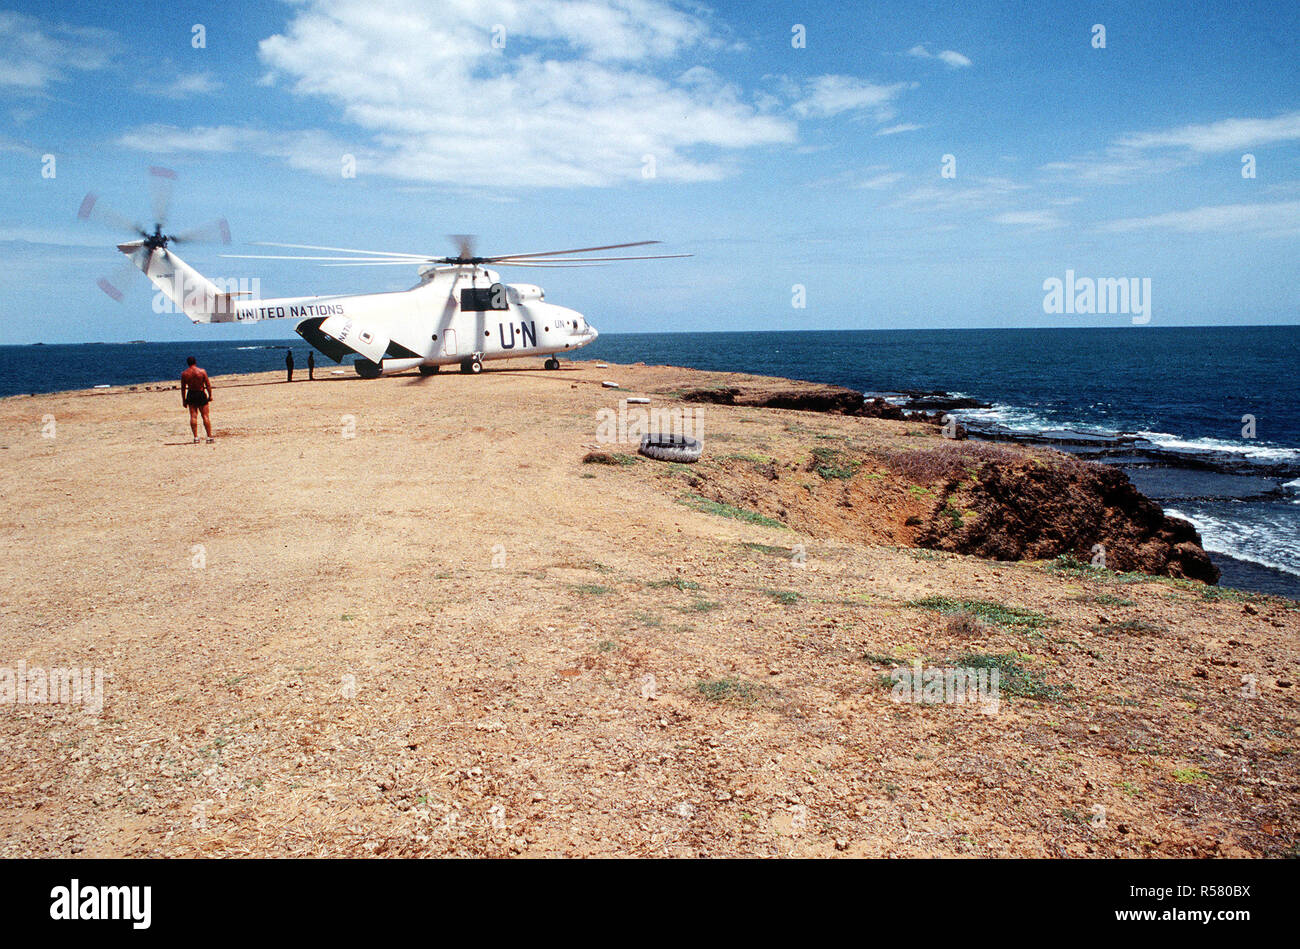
[0,358,1296,857]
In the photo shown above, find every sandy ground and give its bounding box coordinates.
[0,358,1297,857]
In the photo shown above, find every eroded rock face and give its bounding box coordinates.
[914,454,1220,583]
[675,384,866,415]
[670,380,1218,584]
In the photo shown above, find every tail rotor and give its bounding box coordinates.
[78,166,231,302]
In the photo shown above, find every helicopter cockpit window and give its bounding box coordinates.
[460,284,509,311]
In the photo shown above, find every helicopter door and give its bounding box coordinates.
[442,328,458,357]
[318,314,389,365]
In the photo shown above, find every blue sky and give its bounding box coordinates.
[1,0,1298,343]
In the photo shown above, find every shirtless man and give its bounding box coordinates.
[181,356,214,443]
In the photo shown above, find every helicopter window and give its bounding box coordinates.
[461,284,509,311]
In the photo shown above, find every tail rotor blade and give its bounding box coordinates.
[148,165,177,228]
[95,254,143,303]
[172,218,232,245]
[77,192,145,236]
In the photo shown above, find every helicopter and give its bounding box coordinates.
[80,169,690,377]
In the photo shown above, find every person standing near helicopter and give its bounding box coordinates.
[181,356,214,444]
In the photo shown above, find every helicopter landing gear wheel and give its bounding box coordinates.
[460,355,483,374]
[418,364,440,375]
[354,359,382,379]
[544,357,560,370]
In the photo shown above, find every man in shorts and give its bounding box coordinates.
[181,356,214,444]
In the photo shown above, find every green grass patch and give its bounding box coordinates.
[1107,618,1166,635]
[678,599,721,613]
[696,677,767,705]
[648,578,701,590]
[908,595,1054,630]
[1199,585,1261,603]
[1046,554,1108,578]
[903,547,943,562]
[861,651,904,667]
[810,446,861,480]
[738,541,793,558]
[952,651,1068,701]
[568,583,612,596]
[680,493,786,529]
[582,451,639,466]
[766,590,800,605]
[1172,767,1210,784]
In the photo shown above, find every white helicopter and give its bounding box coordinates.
[80,170,689,377]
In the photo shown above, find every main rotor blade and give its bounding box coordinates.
[172,218,232,245]
[315,260,608,268]
[248,241,429,259]
[485,241,661,262]
[492,261,610,268]
[148,165,177,228]
[221,254,423,262]
[77,193,145,235]
[494,253,692,262]
[318,261,437,267]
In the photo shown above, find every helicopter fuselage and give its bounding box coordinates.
[128,245,598,375]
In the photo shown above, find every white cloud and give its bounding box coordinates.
[117,124,364,178]
[0,134,36,155]
[0,10,116,91]
[812,166,904,191]
[229,0,794,187]
[138,72,222,99]
[789,75,910,121]
[1100,200,1300,236]
[991,210,1065,229]
[1117,112,1300,153]
[1042,111,1300,187]
[876,123,923,136]
[906,44,972,68]
[891,176,1029,214]
[120,1,921,188]
[858,171,904,189]
[1039,148,1193,184]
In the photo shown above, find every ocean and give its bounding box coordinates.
[3,326,1297,598]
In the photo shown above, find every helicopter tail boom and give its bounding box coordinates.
[120,242,247,324]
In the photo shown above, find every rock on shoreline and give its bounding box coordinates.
[909,445,1220,583]
[677,379,1219,583]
